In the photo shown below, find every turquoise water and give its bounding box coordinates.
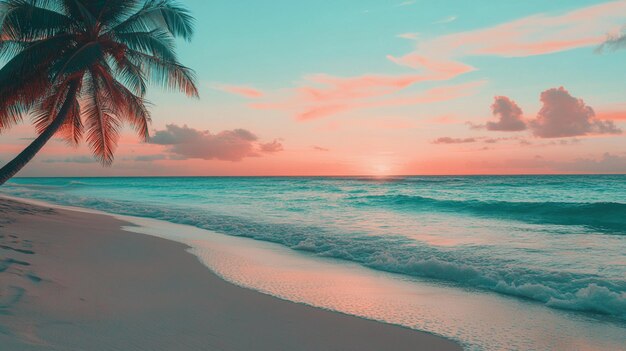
[2,176,626,329]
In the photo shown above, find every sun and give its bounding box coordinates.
[371,163,392,177]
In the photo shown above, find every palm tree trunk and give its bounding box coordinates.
[0,82,79,185]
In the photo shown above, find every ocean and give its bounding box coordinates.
[2,175,625,350]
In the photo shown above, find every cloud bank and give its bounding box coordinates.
[559,153,626,173]
[150,124,282,161]
[478,87,622,139]
[42,156,97,164]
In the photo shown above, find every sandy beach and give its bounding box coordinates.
[0,0,624,349]
[0,197,462,350]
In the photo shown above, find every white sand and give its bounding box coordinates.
[0,198,462,350]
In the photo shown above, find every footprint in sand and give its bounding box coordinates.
[0,258,31,273]
[25,272,42,283]
[0,286,25,311]
[0,245,34,255]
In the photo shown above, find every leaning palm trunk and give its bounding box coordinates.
[0,82,79,185]
[0,0,198,186]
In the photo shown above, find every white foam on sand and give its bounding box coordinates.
[7,196,626,351]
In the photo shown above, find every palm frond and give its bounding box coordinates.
[110,53,147,96]
[0,38,27,60]
[0,35,73,128]
[32,82,67,133]
[31,79,83,145]
[0,34,72,92]
[0,0,196,169]
[93,0,141,27]
[91,61,151,140]
[30,78,79,132]
[83,71,120,165]
[57,95,82,145]
[127,49,198,97]
[0,69,50,131]
[113,29,176,61]
[108,0,194,41]
[51,41,104,79]
[0,65,51,131]
[112,77,151,140]
[59,0,96,28]
[0,0,73,41]
[0,100,27,130]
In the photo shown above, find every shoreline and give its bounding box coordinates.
[0,197,462,350]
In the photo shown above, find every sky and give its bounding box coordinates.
[2,0,626,176]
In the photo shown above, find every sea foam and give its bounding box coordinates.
[3,180,626,320]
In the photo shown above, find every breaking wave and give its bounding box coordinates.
[2,182,625,320]
[351,194,626,232]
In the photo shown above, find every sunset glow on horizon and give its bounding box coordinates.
[2,0,625,176]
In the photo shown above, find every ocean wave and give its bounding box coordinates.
[351,195,626,233]
[2,186,625,320]
[336,176,466,184]
[4,182,62,190]
[67,180,89,186]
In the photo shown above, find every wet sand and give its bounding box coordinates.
[0,198,462,350]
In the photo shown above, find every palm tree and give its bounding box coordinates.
[0,0,198,185]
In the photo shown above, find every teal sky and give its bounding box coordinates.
[185,0,623,89]
[2,0,626,176]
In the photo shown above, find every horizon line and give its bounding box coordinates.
[11,173,626,179]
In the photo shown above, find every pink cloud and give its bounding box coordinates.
[299,80,485,121]
[253,77,485,121]
[530,87,622,138]
[297,58,473,102]
[298,74,423,102]
[596,110,626,121]
[385,55,475,76]
[297,104,351,121]
[250,54,478,121]
[214,84,264,98]
[433,137,476,144]
[150,124,282,161]
[259,140,284,153]
[486,96,527,131]
[480,38,602,57]
[248,2,625,124]
[393,1,626,68]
